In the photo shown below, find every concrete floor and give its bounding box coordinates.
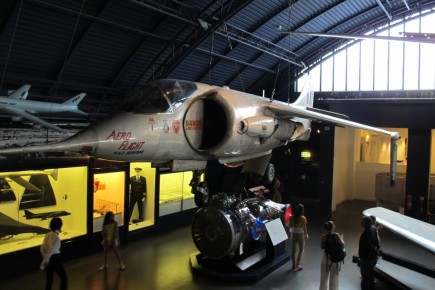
[1,200,434,290]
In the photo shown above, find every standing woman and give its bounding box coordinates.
[99,211,126,271]
[286,204,309,269]
[319,220,345,290]
[40,217,67,290]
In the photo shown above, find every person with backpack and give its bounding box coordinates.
[286,203,309,270]
[319,220,345,290]
[358,216,381,290]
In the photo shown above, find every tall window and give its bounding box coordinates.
[321,56,333,91]
[389,24,404,90]
[298,10,435,92]
[403,18,420,90]
[334,50,346,91]
[347,43,360,91]
[420,14,435,89]
[360,40,374,91]
[374,31,389,91]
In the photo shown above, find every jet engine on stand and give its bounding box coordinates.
[191,192,292,260]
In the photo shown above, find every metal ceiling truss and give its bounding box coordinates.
[215,23,304,67]
[131,0,199,25]
[145,0,254,80]
[195,48,276,74]
[134,0,304,81]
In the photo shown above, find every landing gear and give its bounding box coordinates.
[248,163,275,185]
[190,170,210,207]
[262,163,275,184]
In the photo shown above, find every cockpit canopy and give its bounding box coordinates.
[121,80,198,113]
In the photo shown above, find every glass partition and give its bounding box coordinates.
[159,171,198,216]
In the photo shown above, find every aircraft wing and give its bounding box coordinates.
[3,107,66,132]
[8,176,42,192]
[0,212,49,236]
[363,207,435,255]
[267,102,399,139]
[267,101,399,185]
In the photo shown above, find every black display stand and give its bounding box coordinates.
[190,235,290,283]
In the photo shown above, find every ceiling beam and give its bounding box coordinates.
[375,0,393,20]
[195,48,276,73]
[215,23,304,67]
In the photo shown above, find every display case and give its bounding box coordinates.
[128,162,156,231]
[159,171,198,216]
[93,171,125,232]
[0,166,88,255]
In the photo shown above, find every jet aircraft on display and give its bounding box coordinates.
[0,84,87,132]
[0,79,400,206]
[23,209,71,220]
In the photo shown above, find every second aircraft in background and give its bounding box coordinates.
[0,84,87,132]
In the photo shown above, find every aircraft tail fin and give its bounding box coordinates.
[8,84,31,100]
[62,93,86,105]
[62,93,88,115]
[24,210,34,220]
[293,76,314,108]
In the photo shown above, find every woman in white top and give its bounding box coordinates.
[286,204,309,269]
[40,217,67,290]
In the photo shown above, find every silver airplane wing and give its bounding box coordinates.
[363,207,435,255]
[3,107,66,132]
[267,101,399,185]
[267,101,399,139]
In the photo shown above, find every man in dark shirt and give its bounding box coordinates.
[129,168,147,222]
[358,216,380,290]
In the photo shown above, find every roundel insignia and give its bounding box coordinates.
[172,120,180,134]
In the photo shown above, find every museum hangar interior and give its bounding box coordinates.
[1,1,435,289]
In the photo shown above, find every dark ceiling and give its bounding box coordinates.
[0,0,433,128]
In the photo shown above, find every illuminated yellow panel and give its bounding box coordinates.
[0,166,88,255]
[159,171,198,216]
[301,151,311,158]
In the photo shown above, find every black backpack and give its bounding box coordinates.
[324,234,346,263]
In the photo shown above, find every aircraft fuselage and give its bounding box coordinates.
[58,82,300,166]
[0,97,79,114]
